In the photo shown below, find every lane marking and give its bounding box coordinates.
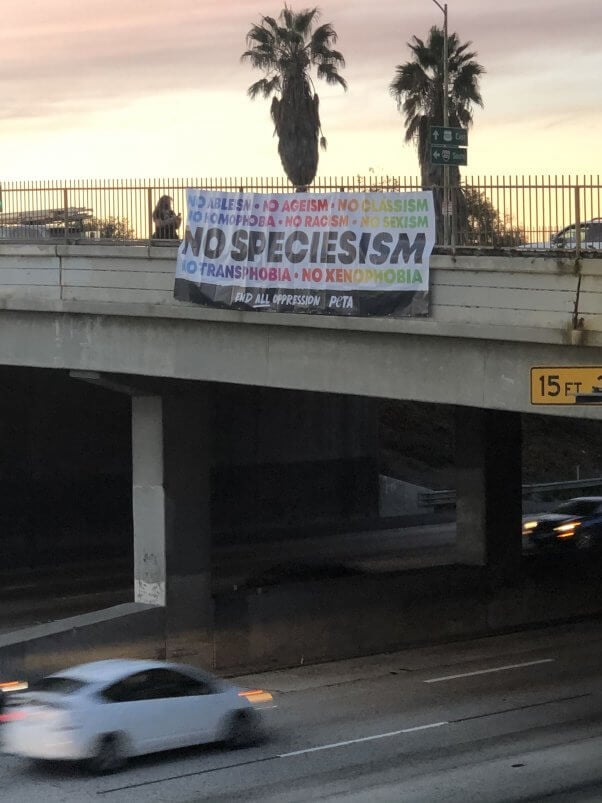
[98,755,279,794]
[99,687,585,794]
[450,692,591,723]
[99,690,593,794]
[279,721,448,757]
[99,721,448,793]
[424,658,555,683]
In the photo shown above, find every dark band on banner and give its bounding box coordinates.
[174,278,428,317]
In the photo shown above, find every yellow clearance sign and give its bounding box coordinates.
[530,367,602,405]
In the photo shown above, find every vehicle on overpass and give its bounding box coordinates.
[2,659,273,773]
[522,496,602,552]
[0,207,94,240]
[519,218,602,250]
[551,219,602,249]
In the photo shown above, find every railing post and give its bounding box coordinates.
[572,183,583,331]
[147,187,154,242]
[574,183,581,257]
[63,187,69,244]
[451,182,457,250]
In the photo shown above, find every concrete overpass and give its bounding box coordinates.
[1,243,602,675]
[1,244,601,410]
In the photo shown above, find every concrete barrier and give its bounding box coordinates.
[0,603,165,681]
[213,564,602,674]
[1,564,601,680]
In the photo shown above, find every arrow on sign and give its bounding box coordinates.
[430,145,467,165]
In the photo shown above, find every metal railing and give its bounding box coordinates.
[419,476,602,509]
[0,176,599,250]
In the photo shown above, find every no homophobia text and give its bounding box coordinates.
[174,189,436,317]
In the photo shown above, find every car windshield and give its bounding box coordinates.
[27,677,87,695]
[552,500,600,516]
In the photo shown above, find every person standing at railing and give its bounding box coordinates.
[152,195,182,240]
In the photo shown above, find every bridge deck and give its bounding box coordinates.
[1,245,601,418]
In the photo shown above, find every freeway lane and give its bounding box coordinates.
[2,620,602,802]
[0,522,456,634]
[213,520,457,588]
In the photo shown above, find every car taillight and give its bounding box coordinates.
[0,681,28,693]
[239,689,274,704]
[0,710,26,723]
[0,697,27,723]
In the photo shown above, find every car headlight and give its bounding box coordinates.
[553,521,581,538]
[522,521,538,535]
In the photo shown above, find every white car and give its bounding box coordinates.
[549,219,602,249]
[1,659,273,773]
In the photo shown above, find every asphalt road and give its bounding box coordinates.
[2,620,602,802]
[214,521,457,588]
[0,522,456,634]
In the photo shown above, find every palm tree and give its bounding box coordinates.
[390,26,484,239]
[242,6,347,191]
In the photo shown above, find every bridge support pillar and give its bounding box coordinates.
[132,391,213,665]
[455,408,522,584]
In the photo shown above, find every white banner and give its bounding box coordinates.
[174,189,435,317]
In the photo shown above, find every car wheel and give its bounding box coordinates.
[223,710,259,749]
[88,733,126,775]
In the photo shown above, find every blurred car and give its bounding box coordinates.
[1,659,273,773]
[550,219,602,250]
[518,219,602,251]
[522,496,602,553]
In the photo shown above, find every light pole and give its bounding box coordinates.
[430,0,449,245]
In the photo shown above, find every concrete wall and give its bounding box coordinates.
[3,565,601,679]
[0,603,165,680]
[212,386,379,531]
[0,367,380,568]
[379,475,430,516]
[1,244,599,334]
[0,366,132,567]
[212,568,602,674]
[1,246,601,418]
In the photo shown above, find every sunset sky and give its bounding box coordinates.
[2,0,600,181]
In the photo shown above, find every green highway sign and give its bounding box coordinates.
[430,126,468,147]
[430,146,467,166]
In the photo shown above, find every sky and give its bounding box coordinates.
[1,0,601,181]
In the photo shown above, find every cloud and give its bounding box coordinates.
[3,0,601,123]
[0,0,600,180]
[0,1,251,118]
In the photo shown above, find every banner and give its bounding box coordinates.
[174,189,435,317]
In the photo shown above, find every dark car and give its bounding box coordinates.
[522,496,602,553]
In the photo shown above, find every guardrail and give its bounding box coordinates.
[418,490,457,509]
[419,476,602,509]
[0,176,599,249]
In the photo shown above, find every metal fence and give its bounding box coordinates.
[419,476,602,510]
[0,176,599,249]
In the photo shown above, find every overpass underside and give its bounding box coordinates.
[0,365,583,679]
